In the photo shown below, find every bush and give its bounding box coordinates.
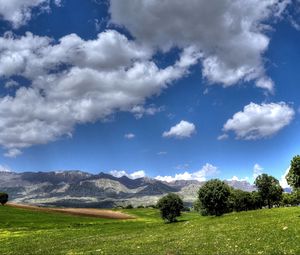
[193,200,201,212]
[198,179,231,216]
[157,193,184,223]
[0,193,8,205]
[229,189,253,212]
[125,204,134,209]
[250,191,263,210]
[145,205,157,209]
[281,190,300,207]
[182,206,191,212]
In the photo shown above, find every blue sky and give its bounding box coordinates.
[0,0,299,186]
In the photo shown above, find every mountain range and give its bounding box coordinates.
[0,170,255,208]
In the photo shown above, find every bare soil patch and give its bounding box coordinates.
[7,203,135,219]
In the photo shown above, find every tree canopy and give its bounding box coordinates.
[0,193,8,205]
[286,155,300,189]
[198,179,231,216]
[255,174,283,208]
[157,193,184,223]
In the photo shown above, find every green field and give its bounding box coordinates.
[0,206,300,255]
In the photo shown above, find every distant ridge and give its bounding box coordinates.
[0,170,256,208]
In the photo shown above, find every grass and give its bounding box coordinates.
[0,206,300,254]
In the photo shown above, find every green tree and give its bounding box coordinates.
[249,191,263,210]
[281,193,292,207]
[291,190,300,206]
[254,174,283,208]
[0,193,8,205]
[229,189,252,212]
[286,155,300,189]
[193,199,201,212]
[157,193,184,223]
[125,204,133,209]
[198,179,231,216]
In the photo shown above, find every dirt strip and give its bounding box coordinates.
[7,203,136,219]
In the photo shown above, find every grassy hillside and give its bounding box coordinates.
[0,206,300,254]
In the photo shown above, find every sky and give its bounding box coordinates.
[0,0,299,187]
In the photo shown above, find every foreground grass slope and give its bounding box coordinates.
[0,206,300,255]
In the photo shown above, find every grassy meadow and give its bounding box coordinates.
[0,205,300,254]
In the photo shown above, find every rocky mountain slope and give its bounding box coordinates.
[0,170,255,208]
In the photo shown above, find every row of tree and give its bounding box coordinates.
[196,175,283,216]
[157,155,300,222]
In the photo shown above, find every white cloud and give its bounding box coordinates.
[228,176,249,182]
[0,164,12,172]
[217,134,229,141]
[163,120,196,139]
[157,151,167,156]
[155,172,192,183]
[5,80,19,88]
[155,163,219,182]
[253,163,264,180]
[255,77,275,93]
[279,167,291,189]
[124,133,135,139]
[110,0,290,91]
[4,148,22,158]
[109,170,146,179]
[130,105,164,119]
[0,31,199,156]
[130,170,146,179]
[223,102,295,140]
[0,0,60,28]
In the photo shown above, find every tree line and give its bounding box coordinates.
[157,155,300,222]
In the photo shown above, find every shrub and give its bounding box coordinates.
[229,189,253,212]
[250,191,263,210]
[193,200,201,212]
[125,204,134,209]
[0,193,8,205]
[157,193,184,223]
[198,179,231,216]
[282,190,300,207]
[146,205,157,209]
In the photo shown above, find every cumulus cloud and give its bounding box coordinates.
[155,163,219,182]
[5,80,19,89]
[0,0,61,28]
[130,105,165,119]
[0,164,12,172]
[222,102,295,140]
[0,31,199,156]
[217,134,229,141]
[228,176,250,182]
[124,133,135,139]
[253,163,264,180]
[162,120,196,139]
[110,0,290,91]
[109,170,146,179]
[4,148,22,158]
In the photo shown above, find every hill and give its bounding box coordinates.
[0,170,255,207]
[0,205,299,254]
